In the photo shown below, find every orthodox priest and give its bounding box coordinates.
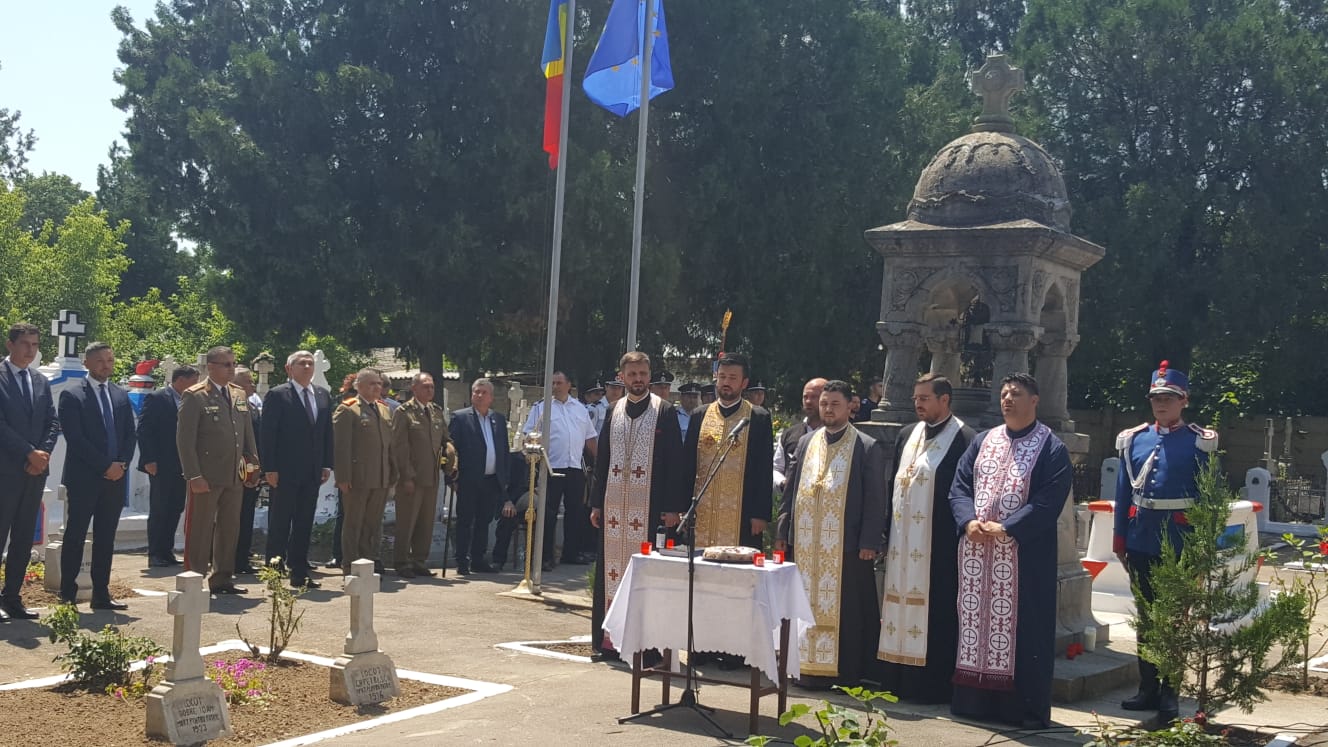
[682,353,774,549]
[776,380,886,687]
[589,351,687,659]
[948,372,1072,730]
[877,373,974,703]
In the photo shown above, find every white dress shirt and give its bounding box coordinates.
[523,396,597,470]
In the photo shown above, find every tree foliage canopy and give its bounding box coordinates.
[91,0,1328,415]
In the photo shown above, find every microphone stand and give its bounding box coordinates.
[618,428,744,738]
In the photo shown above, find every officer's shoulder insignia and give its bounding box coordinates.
[341,395,357,406]
[184,382,209,394]
[1115,423,1148,451]
[1188,423,1219,452]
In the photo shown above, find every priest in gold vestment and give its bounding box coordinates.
[681,353,774,550]
[776,380,887,688]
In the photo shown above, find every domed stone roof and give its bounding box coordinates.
[907,130,1071,232]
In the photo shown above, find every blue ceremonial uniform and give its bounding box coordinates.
[1113,422,1217,556]
[1114,360,1216,719]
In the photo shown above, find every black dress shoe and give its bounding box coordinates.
[324,558,342,569]
[167,555,182,566]
[541,560,555,573]
[291,577,321,589]
[456,564,472,576]
[1121,690,1161,711]
[234,565,259,575]
[149,556,173,568]
[2,602,39,619]
[210,585,248,595]
[472,562,496,573]
[90,599,129,611]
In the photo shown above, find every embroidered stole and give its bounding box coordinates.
[954,422,1051,691]
[878,417,964,666]
[792,426,857,678]
[691,399,753,548]
[601,394,661,644]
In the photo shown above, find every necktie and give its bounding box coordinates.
[16,369,32,412]
[99,383,117,459]
[303,387,316,424]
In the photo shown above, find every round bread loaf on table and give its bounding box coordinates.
[701,545,760,563]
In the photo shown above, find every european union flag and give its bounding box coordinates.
[582,0,674,117]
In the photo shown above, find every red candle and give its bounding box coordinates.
[665,539,675,549]
[753,552,765,567]
[640,541,652,555]
[773,550,785,564]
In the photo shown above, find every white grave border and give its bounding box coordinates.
[495,634,594,664]
[0,639,512,747]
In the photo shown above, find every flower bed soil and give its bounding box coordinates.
[19,580,141,609]
[0,653,467,746]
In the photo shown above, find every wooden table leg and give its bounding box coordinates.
[631,651,642,714]
[661,649,672,705]
[778,618,790,715]
[750,663,761,735]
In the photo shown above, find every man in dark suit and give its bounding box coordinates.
[0,323,61,621]
[449,377,510,575]
[140,365,199,567]
[59,342,137,609]
[261,351,333,588]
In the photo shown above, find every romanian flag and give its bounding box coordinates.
[583,0,673,117]
[541,0,569,169]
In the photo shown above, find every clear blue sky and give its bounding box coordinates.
[1,0,159,189]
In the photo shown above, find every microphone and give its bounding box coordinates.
[726,417,751,441]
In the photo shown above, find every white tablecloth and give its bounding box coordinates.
[602,553,816,682]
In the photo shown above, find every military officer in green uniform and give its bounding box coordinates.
[390,372,456,578]
[176,346,259,594]
[334,368,395,573]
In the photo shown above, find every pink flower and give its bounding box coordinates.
[145,655,155,665]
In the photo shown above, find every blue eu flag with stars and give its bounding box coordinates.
[582,0,674,117]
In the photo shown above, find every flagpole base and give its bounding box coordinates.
[499,579,543,599]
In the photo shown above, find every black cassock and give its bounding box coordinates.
[948,422,1072,729]
[681,401,775,549]
[776,427,887,686]
[876,417,975,704]
[589,396,688,655]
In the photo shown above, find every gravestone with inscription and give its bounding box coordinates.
[146,572,233,744]
[329,559,400,706]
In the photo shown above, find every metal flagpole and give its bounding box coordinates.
[525,0,577,594]
[624,0,657,352]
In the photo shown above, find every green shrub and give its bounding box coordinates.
[43,603,165,691]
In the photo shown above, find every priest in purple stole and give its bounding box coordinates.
[589,352,687,659]
[948,372,1072,729]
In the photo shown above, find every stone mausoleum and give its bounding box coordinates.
[860,56,1120,684]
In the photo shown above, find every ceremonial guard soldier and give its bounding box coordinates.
[1114,360,1217,723]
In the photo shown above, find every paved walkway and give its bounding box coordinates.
[2,552,1326,746]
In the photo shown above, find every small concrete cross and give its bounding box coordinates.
[166,572,210,681]
[970,54,1024,133]
[342,559,381,655]
[51,309,86,359]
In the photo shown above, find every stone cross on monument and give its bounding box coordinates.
[51,309,86,360]
[970,55,1025,132]
[330,559,400,706]
[146,572,233,744]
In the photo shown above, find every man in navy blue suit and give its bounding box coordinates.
[261,351,333,588]
[0,323,61,621]
[449,378,510,575]
[59,342,137,609]
[140,364,200,567]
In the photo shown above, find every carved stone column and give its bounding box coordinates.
[924,327,962,384]
[985,324,1042,413]
[874,321,925,422]
[1035,334,1078,431]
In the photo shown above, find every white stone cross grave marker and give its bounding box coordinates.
[146,572,233,744]
[51,309,86,360]
[330,559,400,705]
